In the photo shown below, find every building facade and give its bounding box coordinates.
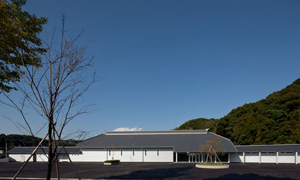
[8,130,300,164]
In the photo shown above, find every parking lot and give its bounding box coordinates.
[0,162,299,180]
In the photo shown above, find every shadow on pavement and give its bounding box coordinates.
[203,173,297,180]
[102,166,191,179]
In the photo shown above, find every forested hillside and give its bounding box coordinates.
[0,134,80,151]
[176,78,300,145]
[175,118,215,130]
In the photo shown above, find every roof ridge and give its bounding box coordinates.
[105,130,208,135]
[76,133,105,147]
[209,132,238,152]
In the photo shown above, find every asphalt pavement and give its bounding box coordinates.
[0,162,299,180]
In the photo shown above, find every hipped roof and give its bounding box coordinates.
[76,130,238,153]
[236,144,300,152]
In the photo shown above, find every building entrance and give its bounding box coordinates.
[176,153,203,162]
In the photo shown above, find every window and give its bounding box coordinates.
[157,149,159,156]
[109,149,111,156]
[121,149,123,156]
[133,149,134,156]
[145,149,147,156]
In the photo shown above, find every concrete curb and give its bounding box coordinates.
[195,164,230,169]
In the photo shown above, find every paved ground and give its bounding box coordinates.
[0,162,299,180]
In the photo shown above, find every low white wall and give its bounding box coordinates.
[57,154,82,162]
[9,154,33,162]
[278,152,295,163]
[230,152,243,163]
[36,154,47,162]
[261,152,276,163]
[229,152,298,164]
[245,152,259,163]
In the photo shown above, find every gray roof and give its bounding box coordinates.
[8,147,81,154]
[105,130,208,135]
[236,144,300,152]
[77,130,237,153]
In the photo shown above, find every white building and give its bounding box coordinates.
[8,130,300,164]
[231,144,300,164]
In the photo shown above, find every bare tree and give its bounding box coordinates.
[1,18,95,180]
[200,137,224,164]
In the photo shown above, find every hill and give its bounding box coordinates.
[175,118,215,130]
[176,78,300,145]
[0,134,80,151]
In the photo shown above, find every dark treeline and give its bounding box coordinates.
[176,78,300,145]
[0,134,80,151]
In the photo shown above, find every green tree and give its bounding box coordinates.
[0,0,47,92]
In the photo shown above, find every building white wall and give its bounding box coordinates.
[36,154,47,162]
[109,149,143,162]
[108,149,121,161]
[8,149,300,164]
[69,149,107,162]
[261,152,276,163]
[245,152,259,163]
[73,148,145,162]
[9,154,33,162]
[57,154,82,162]
[10,149,172,163]
[278,152,295,163]
[58,154,69,162]
[144,149,173,162]
[229,152,298,164]
[230,152,243,163]
[68,148,174,162]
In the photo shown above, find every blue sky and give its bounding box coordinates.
[1,0,300,138]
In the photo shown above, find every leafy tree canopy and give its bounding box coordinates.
[0,0,47,92]
[175,118,215,130]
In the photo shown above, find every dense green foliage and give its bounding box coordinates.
[0,0,47,92]
[216,78,300,145]
[0,134,80,151]
[177,78,300,145]
[0,134,47,150]
[175,118,215,130]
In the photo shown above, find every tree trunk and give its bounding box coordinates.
[46,117,53,180]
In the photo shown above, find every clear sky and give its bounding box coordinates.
[1,0,300,139]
